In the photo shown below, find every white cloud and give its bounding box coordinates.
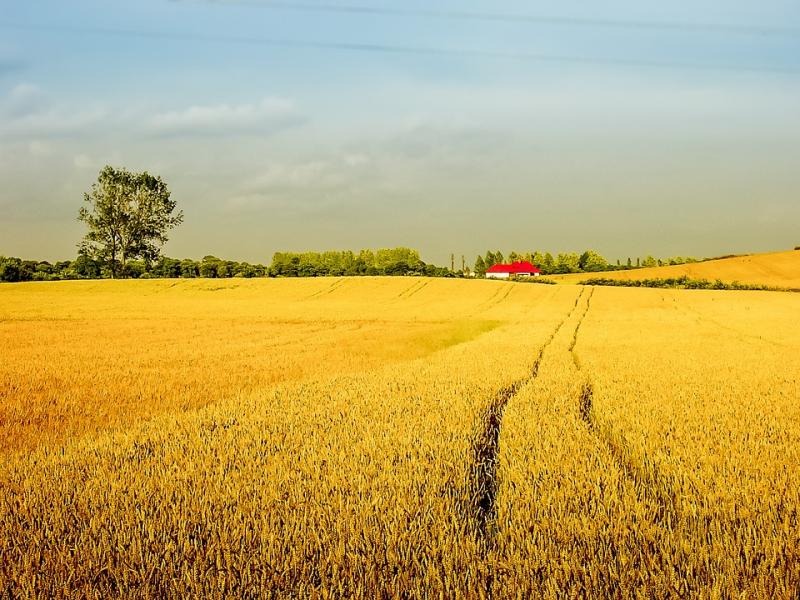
[9,82,40,99]
[0,84,109,137]
[343,153,370,167]
[149,97,301,136]
[1,86,302,141]
[28,140,53,157]
[73,154,95,169]
[246,161,332,189]
[3,82,48,118]
[222,158,368,215]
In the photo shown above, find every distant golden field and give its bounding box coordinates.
[1,277,799,597]
[552,248,800,288]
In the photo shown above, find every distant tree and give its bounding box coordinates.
[154,256,181,278]
[199,256,219,278]
[0,257,21,282]
[216,262,231,278]
[508,251,520,263]
[385,260,411,276]
[494,250,505,265]
[642,256,658,268]
[627,257,632,268]
[579,250,609,272]
[474,255,487,277]
[555,252,581,274]
[376,248,422,271]
[124,260,146,278]
[484,251,496,268]
[636,257,641,268]
[78,166,183,278]
[180,259,198,278]
[542,253,555,274]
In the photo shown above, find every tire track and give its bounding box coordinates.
[466,287,585,539]
[492,283,514,307]
[404,280,429,298]
[394,279,422,299]
[306,278,346,299]
[481,285,504,304]
[569,288,681,530]
[396,279,429,300]
[680,301,786,348]
[462,288,585,600]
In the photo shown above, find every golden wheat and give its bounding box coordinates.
[1,277,798,597]
[551,248,800,288]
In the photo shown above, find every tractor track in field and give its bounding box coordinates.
[306,278,346,299]
[463,285,682,599]
[679,301,787,348]
[466,287,586,540]
[569,288,682,530]
[463,287,585,600]
[493,284,515,306]
[477,285,504,308]
[396,279,429,299]
[404,280,429,298]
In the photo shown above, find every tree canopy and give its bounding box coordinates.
[78,166,183,278]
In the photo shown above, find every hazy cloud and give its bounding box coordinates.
[27,140,53,157]
[0,85,110,138]
[221,154,382,217]
[148,97,303,136]
[246,161,344,190]
[1,86,303,140]
[73,154,96,169]
[2,82,48,118]
[343,153,370,167]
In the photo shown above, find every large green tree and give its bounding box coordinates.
[78,166,183,278]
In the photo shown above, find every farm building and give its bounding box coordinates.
[486,261,541,279]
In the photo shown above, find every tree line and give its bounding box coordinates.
[0,250,459,283]
[0,255,267,282]
[271,248,454,277]
[473,250,702,276]
[0,249,708,283]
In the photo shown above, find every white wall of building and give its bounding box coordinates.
[487,271,540,278]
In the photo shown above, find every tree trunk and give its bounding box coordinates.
[110,234,116,279]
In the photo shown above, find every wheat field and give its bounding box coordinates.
[1,277,799,597]
[551,248,800,288]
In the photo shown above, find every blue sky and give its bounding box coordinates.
[1,0,799,264]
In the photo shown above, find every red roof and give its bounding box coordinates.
[486,261,541,274]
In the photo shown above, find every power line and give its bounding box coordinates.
[1,21,798,75]
[174,0,800,38]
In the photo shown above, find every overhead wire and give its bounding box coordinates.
[0,20,797,75]
[173,0,800,38]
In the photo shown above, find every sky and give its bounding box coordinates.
[1,0,799,265]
